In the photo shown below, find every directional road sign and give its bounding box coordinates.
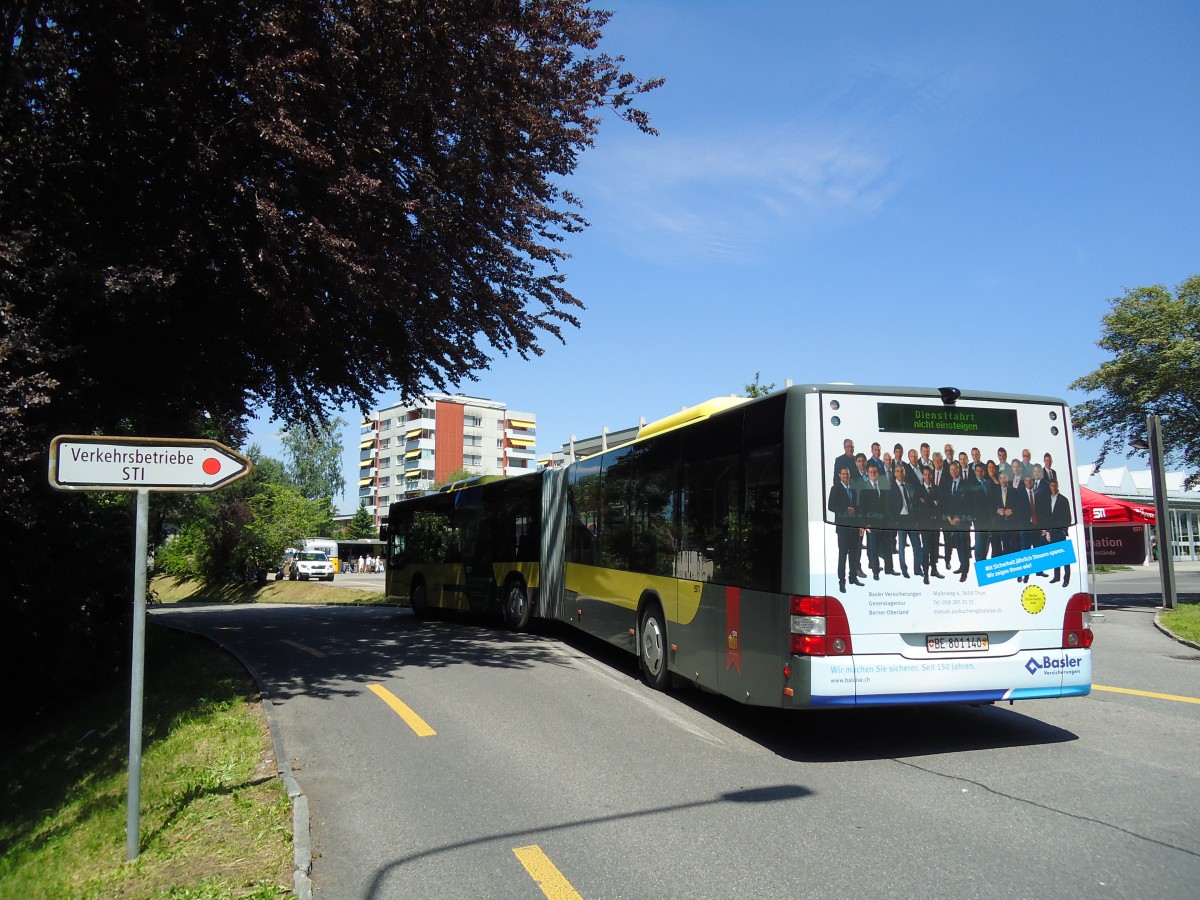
[49,435,252,492]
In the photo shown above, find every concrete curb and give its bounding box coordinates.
[1152,613,1200,652]
[150,617,313,899]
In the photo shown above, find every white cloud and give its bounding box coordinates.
[578,124,899,263]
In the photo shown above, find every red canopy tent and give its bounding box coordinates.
[1080,487,1156,525]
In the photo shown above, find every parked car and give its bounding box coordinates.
[290,551,335,582]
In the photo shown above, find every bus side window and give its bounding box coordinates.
[741,395,785,592]
[516,523,536,561]
[568,456,601,567]
[680,415,742,584]
[631,434,680,578]
[743,443,783,593]
[600,446,634,572]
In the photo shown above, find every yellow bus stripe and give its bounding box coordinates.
[367,684,437,736]
[1092,684,1200,705]
[513,845,583,900]
[280,639,325,658]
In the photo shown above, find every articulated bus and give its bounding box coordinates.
[382,385,1093,708]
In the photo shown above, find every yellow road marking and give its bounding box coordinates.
[1093,684,1200,705]
[513,845,583,900]
[367,684,437,737]
[280,639,325,658]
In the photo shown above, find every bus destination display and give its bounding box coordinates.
[877,403,1020,438]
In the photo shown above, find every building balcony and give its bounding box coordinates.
[401,417,435,435]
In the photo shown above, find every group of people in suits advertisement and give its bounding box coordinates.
[826,437,1074,594]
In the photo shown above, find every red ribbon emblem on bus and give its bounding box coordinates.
[726,586,741,673]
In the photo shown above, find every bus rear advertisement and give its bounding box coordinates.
[382,385,1093,709]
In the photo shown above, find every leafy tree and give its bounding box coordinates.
[345,502,377,540]
[1070,275,1200,488]
[744,372,776,398]
[245,445,287,489]
[1,1,662,493]
[0,299,57,516]
[157,480,330,583]
[244,484,333,577]
[436,468,476,488]
[0,0,658,723]
[281,417,347,505]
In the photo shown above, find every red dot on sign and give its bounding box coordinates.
[202,458,221,475]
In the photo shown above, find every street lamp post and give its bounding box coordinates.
[1131,414,1177,610]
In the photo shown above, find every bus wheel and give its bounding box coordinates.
[639,603,670,691]
[502,578,531,632]
[410,580,429,619]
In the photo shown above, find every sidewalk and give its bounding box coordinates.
[1090,559,1200,605]
[1089,560,1200,651]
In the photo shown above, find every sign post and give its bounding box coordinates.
[49,436,252,861]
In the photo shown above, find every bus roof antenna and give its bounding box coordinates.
[938,386,961,406]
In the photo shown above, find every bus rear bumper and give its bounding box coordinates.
[787,651,1093,707]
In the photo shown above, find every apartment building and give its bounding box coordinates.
[358,393,536,523]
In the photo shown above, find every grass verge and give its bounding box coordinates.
[1160,602,1200,644]
[152,574,389,606]
[0,626,292,899]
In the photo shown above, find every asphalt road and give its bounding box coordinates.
[154,563,1200,899]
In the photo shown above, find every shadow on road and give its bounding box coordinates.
[543,620,1080,762]
[361,782,816,899]
[158,604,1084,764]
[154,605,574,707]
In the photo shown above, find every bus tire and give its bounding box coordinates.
[410,578,429,619]
[639,602,670,691]
[502,577,531,632]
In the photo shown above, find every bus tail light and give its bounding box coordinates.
[790,595,853,656]
[1062,592,1094,649]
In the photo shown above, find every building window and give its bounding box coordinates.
[379,418,391,430]
[465,414,483,427]
[379,457,390,468]
[380,437,390,449]
[464,454,482,466]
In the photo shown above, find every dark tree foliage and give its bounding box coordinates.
[0,0,660,723]
[2,0,659,448]
[0,298,57,514]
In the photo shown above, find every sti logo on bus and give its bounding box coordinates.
[1026,655,1083,675]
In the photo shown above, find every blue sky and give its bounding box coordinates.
[247,1,1200,513]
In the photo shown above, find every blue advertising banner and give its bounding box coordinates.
[976,541,1077,586]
